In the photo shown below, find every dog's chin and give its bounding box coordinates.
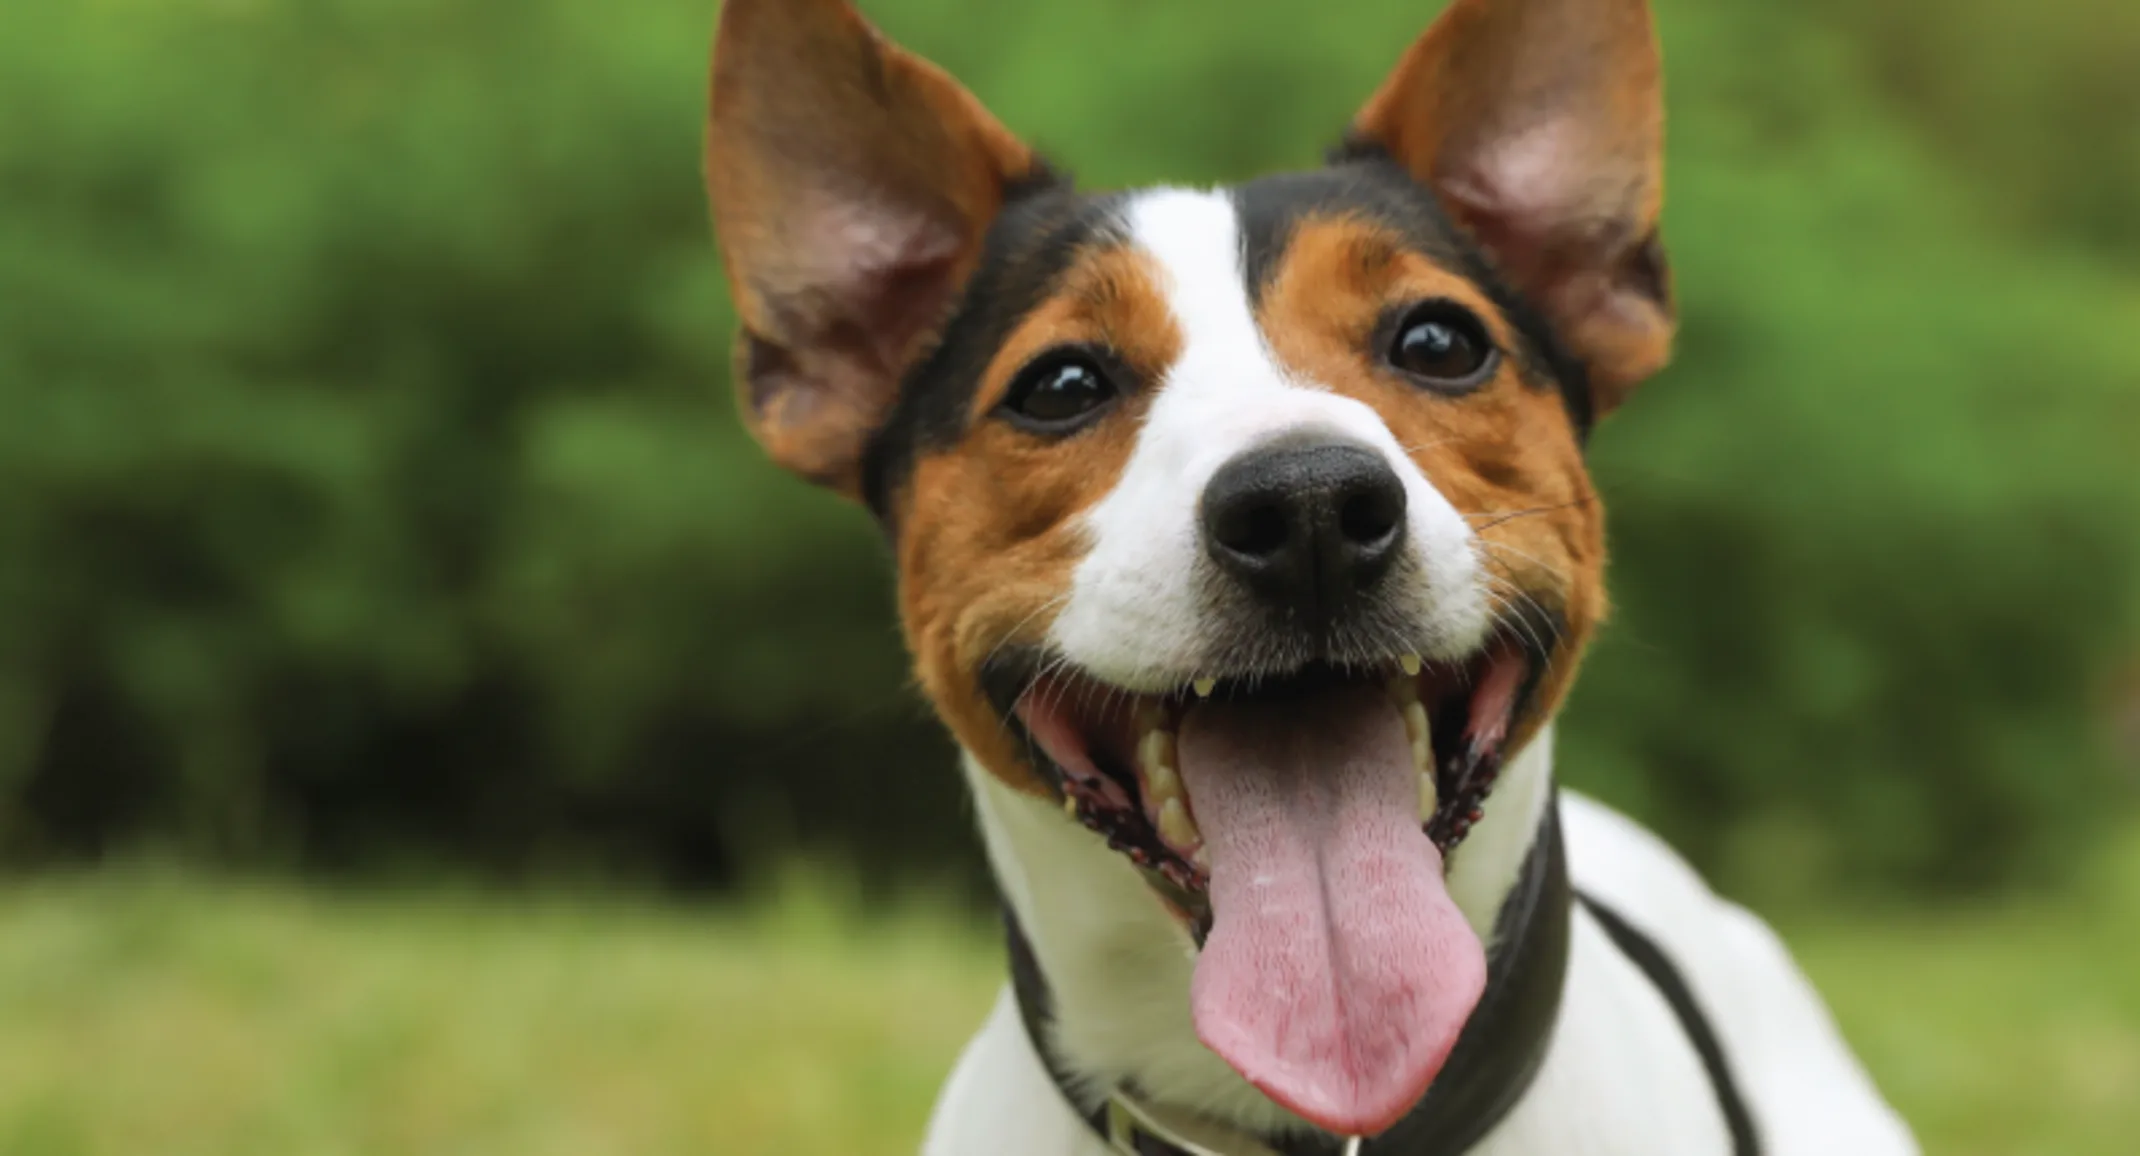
[984,630,1546,1137]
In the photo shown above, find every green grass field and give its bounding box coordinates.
[1,846,2136,1156]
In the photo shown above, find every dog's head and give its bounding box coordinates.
[709,0,1669,1134]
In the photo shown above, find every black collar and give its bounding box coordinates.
[1006,797,1572,1156]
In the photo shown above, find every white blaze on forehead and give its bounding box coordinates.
[1047,188,1490,689]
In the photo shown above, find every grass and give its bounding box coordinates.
[0,847,2135,1156]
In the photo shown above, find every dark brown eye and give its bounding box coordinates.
[1000,351,1118,433]
[1387,302,1498,388]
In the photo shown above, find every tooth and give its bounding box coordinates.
[1064,794,1080,818]
[1143,746,1182,802]
[1386,673,1419,707]
[1419,770,1438,822]
[1399,654,1422,677]
[1193,678,1216,698]
[1146,762,1182,805]
[1190,846,1212,873]
[1135,701,1168,731]
[1139,728,1177,772]
[1404,701,1431,772]
[1157,796,1201,849]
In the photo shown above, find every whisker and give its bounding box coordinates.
[1394,436,1459,456]
[982,593,1072,674]
[1466,497,1595,533]
[1473,537,1560,579]
[1476,568,1560,669]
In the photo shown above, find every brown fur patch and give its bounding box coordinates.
[1256,216,1608,749]
[896,246,1183,794]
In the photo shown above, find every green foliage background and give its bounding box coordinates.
[0,0,2134,899]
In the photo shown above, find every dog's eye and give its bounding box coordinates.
[1000,351,1118,433]
[1387,302,1498,389]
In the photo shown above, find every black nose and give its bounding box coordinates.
[1200,439,1408,622]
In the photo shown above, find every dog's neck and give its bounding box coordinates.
[964,726,1562,1137]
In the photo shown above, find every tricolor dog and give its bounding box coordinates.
[705,0,1920,1152]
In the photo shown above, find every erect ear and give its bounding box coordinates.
[707,0,1038,496]
[1353,0,1672,414]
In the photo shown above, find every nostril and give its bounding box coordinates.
[1219,500,1291,559]
[1339,486,1403,548]
[1201,439,1407,613]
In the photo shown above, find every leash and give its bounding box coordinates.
[1006,802,1572,1156]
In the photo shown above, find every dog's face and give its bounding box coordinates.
[888,172,1613,807]
[710,0,1670,1134]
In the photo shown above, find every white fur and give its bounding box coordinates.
[1048,189,1491,691]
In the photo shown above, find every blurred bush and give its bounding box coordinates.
[0,0,2132,896]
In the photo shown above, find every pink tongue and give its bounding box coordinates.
[1177,684,1486,1137]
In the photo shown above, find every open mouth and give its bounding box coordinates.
[1006,637,1536,933]
[992,633,1543,1136]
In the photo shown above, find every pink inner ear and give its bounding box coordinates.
[1430,121,1673,404]
[782,194,970,371]
[1444,120,1625,234]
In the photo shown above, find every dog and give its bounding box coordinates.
[705,0,1920,1152]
